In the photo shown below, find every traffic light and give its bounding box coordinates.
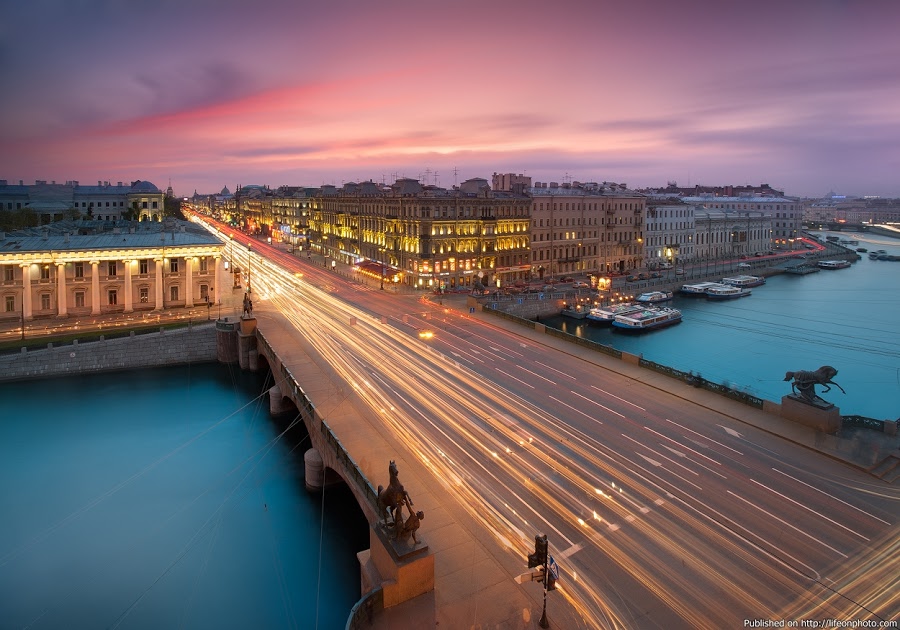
[528,534,548,568]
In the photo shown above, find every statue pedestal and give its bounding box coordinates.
[362,522,433,608]
[781,395,842,433]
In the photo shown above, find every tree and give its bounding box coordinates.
[122,202,140,222]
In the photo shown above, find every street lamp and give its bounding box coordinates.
[247,243,252,293]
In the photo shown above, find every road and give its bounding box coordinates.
[193,213,900,629]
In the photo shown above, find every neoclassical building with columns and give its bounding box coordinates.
[1,220,224,321]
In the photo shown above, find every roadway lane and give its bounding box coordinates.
[189,213,900,629]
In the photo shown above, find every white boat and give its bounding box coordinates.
[720,275,766,288]
[612,307,682,333]
[586,302,643,324]
[818,260,852,269]
[705,284,752,300]
[680,281,722,296]
[635,290,673,304]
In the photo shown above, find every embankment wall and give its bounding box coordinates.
[0,324,217,382]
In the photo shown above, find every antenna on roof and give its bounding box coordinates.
[453,167,459,187]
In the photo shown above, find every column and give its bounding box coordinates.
[185,256,194,307]
[124,259,133,313]
[21,264,33,320]
[90,261,100,315]
[154,258,164,310]
[214,255,223,305]
[56,263,67,317]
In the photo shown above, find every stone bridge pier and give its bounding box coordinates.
[218,316,434,615]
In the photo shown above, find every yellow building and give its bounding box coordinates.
[1,220,224,321]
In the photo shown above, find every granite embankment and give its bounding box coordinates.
[0,324,217,381]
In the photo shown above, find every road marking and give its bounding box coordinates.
[771,468,890,525]
[660,443,728,480]
[644,427,724,467]
[568,390,626,418]
[494,369,535,389]
[515,365,557,385]
[554,542,584,560]
[590,385,646,410]
[727,490,848,558]
[666,418,744,455]
[548,396,603,424]
[720,425,743,439]
[534,361,578,380]
[749,479,869,541]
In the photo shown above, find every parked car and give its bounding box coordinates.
[542,284,553,292]
[562,276,574,282]
[659,262,674,269]
[573,281,590,289]
[674,268,686,275]
[737,262,752,269]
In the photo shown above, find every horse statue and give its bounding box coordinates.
[376,460,410,527]
[784,365,846,404]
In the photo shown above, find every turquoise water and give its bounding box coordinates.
[546,234,900,420]
[0,364,368,630]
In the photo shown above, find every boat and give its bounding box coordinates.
[560,304,590,319]
[635,290,673,304]
[869,250,886,259]
[720,275,766,288]
[839,239,859,246]
[783,265,820,275]
[856,248,868,253]
[680,281,723,296]
[705,283,752,300]
[611,307,682,333]
[818,260,852,269]
[586,302,643,324]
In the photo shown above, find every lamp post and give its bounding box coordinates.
[247,243,252,293]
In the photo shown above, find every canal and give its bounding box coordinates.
[543,232,900,420]
[0,363,369,630]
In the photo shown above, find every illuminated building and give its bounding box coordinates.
[1,219,224,321]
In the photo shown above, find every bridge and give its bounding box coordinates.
[212,283,900,630]
[216,311,557,629]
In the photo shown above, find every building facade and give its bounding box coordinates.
[693,210,773,261]
[682,195,800,248]
[1,220,224,321]
[644,201,696,267]
[528,181,646,280]
[0,179,166,223]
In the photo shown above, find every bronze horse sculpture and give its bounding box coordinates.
[376,460,410,526]
[784,365,845,404]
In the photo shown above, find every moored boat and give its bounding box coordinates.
[720,275,766,288]
[705,283,752,300]
[635,290,674,304]
[680,281,722,296]
[611,307,682,333]
[586,302,643,324]
[818,260,852,269]
[869,250,886,260]
[561,304,590,319]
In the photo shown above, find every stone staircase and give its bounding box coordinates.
[868,451,900,483]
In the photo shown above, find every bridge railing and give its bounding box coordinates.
[256,330,380,514]
[638,358,766,409]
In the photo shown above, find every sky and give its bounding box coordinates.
[2,0,899,198]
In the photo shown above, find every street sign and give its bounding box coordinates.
[548,556,559,579]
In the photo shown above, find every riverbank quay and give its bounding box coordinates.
[432,291,900,483]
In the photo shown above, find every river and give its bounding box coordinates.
[544,231,900,420]
[0,363,369,630]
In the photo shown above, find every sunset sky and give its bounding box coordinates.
[2,0,898,198]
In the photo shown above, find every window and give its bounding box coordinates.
[142,201,148,209]
[152,201,158,209]
[170,285,179,301]
[139,259,149,275]
[41,293,51,310]
[107,261,117,276]
[4,295,13,312]
[169,258,179,273]
[108,289,117,305]
[3,265,13,282]
[140,287,149,303]
[74,262,84,278]
[75,292,85,308]
[40,266,50,280]
[199,257,208,273]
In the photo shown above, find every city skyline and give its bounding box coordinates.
[2,0,899,198]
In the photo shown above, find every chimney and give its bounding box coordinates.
[98,180,102,186]
[42,228,49,240]
[64,232,70,243]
